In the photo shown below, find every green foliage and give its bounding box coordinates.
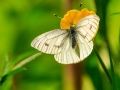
[0,52,41,85]
[0,0,120,90]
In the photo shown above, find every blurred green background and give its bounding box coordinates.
[0,0,120,90]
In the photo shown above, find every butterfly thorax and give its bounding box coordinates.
[69,25,76,48]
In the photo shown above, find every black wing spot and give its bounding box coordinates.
[90,25,92,30]
[45,43,49,46]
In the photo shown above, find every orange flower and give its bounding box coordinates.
[60,8,96,29]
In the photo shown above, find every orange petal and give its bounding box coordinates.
[60,8,96,29]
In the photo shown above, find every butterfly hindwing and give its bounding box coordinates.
[31,29,68,54]
[75,15,100,41]
[76,33,93,60]
[54,38,80,64]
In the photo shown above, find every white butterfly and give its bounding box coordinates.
[31,15,100,64]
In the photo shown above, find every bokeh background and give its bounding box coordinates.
[0,0,120,90]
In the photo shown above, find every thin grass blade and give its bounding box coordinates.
[94,47,112,84]
[0,67,25,85]
[10,51,39,69]
[110,12,120,16]
[108,46,118,90]
[12,52,41,71]
[118,27,120,60]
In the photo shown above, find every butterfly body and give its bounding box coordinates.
[69,25,77,48]
[31,9,100,64]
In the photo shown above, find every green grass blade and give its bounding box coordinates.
[110,12,120,16]
[10,51,39,69]
[12,52,41,71]
[94,47,112,84]
[0,67,25,85]
[8,67,26,76]
[0,52,41,85]
[108,46,118,90]
[2,55,10,76]
[0,75,8,85]
[118,27,120,60]
[107,27,120,90]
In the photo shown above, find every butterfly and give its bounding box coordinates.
[31,8,100,64]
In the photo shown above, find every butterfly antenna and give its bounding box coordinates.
[54,14,71,24]
[53,14,62,19]
[79,3,82,8]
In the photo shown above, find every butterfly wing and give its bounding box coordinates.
[75,15,100,41]
[54,37,80,64]
[31,29,68,54]
[76,33,93,60]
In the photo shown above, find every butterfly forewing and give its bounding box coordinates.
[75,15,100,41]
[31,29,68,54]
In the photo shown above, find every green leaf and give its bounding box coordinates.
[110,12,120,16]
[94,47,112,84]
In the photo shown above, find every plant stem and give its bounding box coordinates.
[63,63,83,90]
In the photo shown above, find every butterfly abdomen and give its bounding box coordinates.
[70,26,76,48]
